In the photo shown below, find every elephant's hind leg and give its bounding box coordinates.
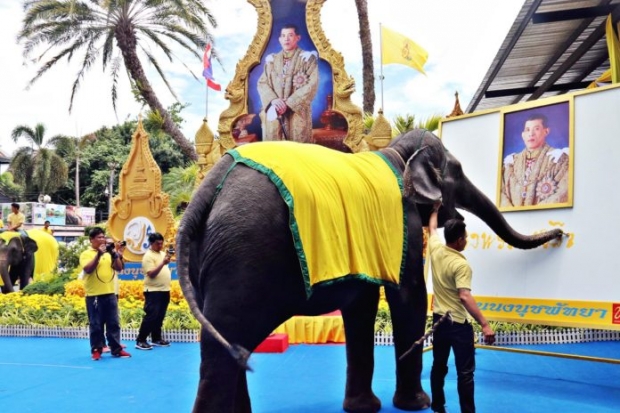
[193,333,247,413]
[341,283,381,413]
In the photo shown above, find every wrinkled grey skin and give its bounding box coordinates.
[176,129,563,413]
[0,235,38,293]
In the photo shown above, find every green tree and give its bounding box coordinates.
[392,113,443,136]
[58,118,187,215]
[0,172,23,201]
[10,123,68,199]
[18,0,218,161]
[363,112,444,141]
[162,163,199,216]
[354,0,375,115]
[49,134,96,207]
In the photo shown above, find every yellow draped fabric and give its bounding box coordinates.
[381,25,428,74]
[606,15,620,83]
[587,68,612,88]
[589,17,620,88]
[229,142,406,296]
[274,313,346,344]
[0,230,59,286]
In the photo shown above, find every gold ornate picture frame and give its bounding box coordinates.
[217,0,365,154]
[497,95,574,212]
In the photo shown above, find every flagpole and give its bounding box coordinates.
[205,82,209,119]
[379,22,384,112]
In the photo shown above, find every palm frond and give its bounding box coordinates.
[11,125,36,144]
[10,148,35,187]
[141,48,179,101]
[110,56,122,112]
[69,35,103,112]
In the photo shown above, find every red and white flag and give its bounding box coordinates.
[202,43,221,91]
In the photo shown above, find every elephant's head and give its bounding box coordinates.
[0,235,39,293]
[385,129,562,249]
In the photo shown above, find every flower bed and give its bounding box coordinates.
[0,280,200,330]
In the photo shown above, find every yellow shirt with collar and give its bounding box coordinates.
[142,249,171,292]
[79,248,116,296]
[429,234,473,324]
[7,212,25,230]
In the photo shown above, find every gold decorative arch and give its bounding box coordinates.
[108,119,175,262]
[216,0,366,154]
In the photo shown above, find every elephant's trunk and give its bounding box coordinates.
[457,175,563,249]
[0,260,14,293]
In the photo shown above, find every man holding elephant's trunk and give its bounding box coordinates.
[428,202,495,413]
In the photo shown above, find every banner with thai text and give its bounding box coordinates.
[117,262,177,281]
[427,294,619,330]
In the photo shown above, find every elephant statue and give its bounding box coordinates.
[0,233,39,293]
[176,129,563,413]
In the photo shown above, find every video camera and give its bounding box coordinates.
[167,246,175,256]
[106,240,126,254]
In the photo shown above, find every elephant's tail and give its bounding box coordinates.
[176,156,252,371]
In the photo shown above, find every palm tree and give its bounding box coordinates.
[10,123,69,199]
[392,113,443,136]
[354,0,375,115]
[162,163,199,216]
[18,0,218,161]
[48,134,97,207]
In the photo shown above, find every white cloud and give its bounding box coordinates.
[0,0,524,157]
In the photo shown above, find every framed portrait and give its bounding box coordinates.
[243,0,345,149]
[219,0,364,154]
[497,96,574,212]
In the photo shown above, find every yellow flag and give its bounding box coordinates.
[381,25,428,74]
[606,15,620,83]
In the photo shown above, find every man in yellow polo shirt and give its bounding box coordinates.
[428,203,495,413]
[5,203,26,235]
[135,232,172,350]
[79,227,131,361]
[42,220,53,235]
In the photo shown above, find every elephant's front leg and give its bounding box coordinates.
[341,284,381,413]
[386,281,431,411]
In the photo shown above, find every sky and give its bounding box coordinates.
[0,0,525,157]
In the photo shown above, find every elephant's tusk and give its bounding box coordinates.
[398,311,453,361]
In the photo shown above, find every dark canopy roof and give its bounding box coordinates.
[466,0,620,113]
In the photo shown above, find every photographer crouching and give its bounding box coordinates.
[79,227,131,360]
[135,232,173,350]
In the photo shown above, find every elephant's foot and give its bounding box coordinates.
[343,392,381,413]
[392,390,430,411]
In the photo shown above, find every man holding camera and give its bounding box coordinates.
[136,232,173,350]
[79,227,131,360]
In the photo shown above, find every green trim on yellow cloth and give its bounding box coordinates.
[226,141,407,297]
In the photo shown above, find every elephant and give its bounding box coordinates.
[0,233,39,294]
[176,129,563,413]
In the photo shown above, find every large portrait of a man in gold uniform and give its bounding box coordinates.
[499,100,573,211]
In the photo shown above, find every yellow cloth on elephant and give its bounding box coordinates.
[0,230,59,285]
[27,229,59,282]
[228,141,406,296]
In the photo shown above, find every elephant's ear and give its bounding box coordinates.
[23,237,38,255]
[403,146,443,203]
